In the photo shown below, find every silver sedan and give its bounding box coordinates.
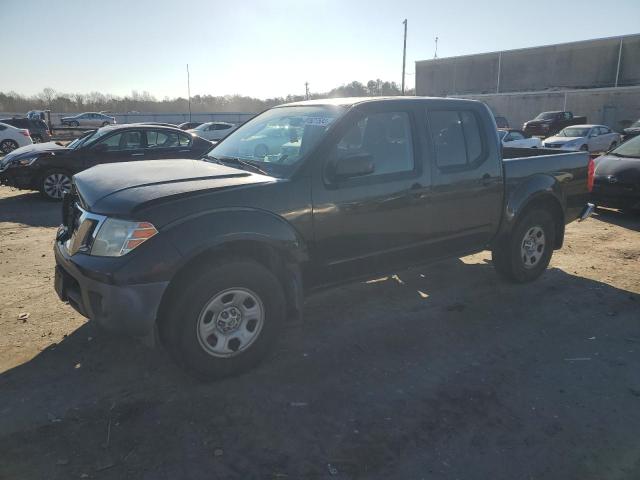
[61,112,116,128]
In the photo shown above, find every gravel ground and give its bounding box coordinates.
[0,185,638,480]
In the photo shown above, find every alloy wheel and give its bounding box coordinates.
[43,173,72,199]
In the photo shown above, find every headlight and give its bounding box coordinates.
[11,156,38,167]
[90,218,158,257]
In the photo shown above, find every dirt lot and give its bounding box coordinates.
[0,185,638,480]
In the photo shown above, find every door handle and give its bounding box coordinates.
[407,182,429,199]
[131,153,145,157]
[481,174,492,186]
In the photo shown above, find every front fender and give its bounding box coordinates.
[163,207,309,265]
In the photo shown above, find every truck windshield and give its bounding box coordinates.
[534,112,559,120]
[204,105,345,178]
[611,135,640,158]
[558,127,590,137]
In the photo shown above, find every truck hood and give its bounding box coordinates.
[0,141,69,166]
[74,159,277,215]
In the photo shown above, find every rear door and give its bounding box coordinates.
[144,129,194,159]
[82,129,146,168]
[425,106,503,251]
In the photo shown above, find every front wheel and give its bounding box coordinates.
[160,259,286,380]
[492,209,556,283]
[102,121,110,127]
[580,144,589,152]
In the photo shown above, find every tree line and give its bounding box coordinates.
[0,80,415,114]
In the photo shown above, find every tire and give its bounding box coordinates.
[69,121,79,127]
[580,144,589,152]
[254,144,269,158]
[0,139,19,154]
[31,134,43,143]
[492,209,556,283]
[39,170,73,201]
[609,141,617,150]
[101,121,110,127]
[160,258,286,380]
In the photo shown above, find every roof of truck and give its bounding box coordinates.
[278,96,478,108]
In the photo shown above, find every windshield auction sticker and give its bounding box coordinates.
[304,117,334,127]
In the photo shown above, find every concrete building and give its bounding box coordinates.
[415,34,640,131]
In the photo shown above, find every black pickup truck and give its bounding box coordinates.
[523,111,587,138]
[53,97,594,379]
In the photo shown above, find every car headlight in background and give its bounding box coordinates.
[11,156,38,167]
[90,219,158,257]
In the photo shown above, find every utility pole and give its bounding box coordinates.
[401,19,407,95]
[434,36,439,59]
[187,63,192,122]
[305,81,309,100]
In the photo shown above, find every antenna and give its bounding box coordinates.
[186,64,192,122]
[434,36,439,59]
[305,81,309,100]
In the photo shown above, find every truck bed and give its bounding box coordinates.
[502,147,591,224]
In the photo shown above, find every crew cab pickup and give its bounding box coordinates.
[53,97,594,379]
[523,111,587,138]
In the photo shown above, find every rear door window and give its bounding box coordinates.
[428,109,486,169]
[146,130,180,148]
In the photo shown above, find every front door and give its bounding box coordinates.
[310,104,433,285]
[83,129,146,168]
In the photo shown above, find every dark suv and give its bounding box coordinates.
[0,117,51,143]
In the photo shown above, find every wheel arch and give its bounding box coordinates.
[157,210,309,331]
[500,175,566,249]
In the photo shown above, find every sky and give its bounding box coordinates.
[2,0,639,100]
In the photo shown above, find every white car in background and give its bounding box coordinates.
[0,122,33,154]
[543,124,621,152]
[498,129,542,148]
[188,122,237,141]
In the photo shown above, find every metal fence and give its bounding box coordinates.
[0,111,257,127]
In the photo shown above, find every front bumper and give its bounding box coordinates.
[0,167,36,189]
[54,240,168,338]
[592,180,640,210]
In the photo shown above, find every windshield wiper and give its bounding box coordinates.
[207,156,269,175]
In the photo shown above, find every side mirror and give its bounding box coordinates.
[92,143,108,152]
[335,152,374,179]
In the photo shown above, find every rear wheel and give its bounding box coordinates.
[492,209,556,283]
[609,141,617,150]
[69,121,79,127]
[40,170,72,201]
[31,134,43,143]
[160,258,286,380]
[0,139,18,153]
[102,121,110,127]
